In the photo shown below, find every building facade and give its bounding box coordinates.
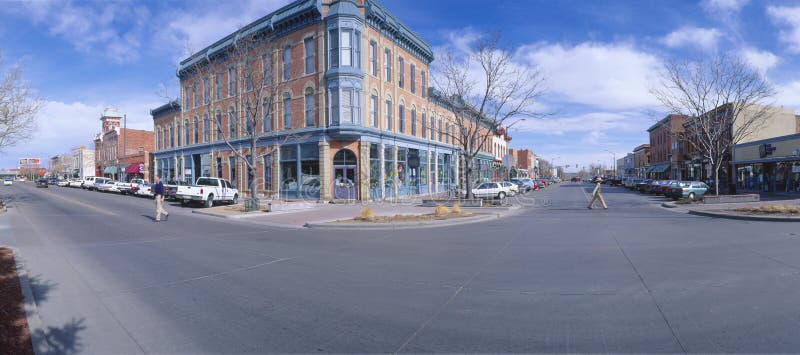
[633,144,650,177]
[647,114,687,179]
[94,108,155,182]
[49,154,74,178]
[153,0,497,201]
[731,133,800,194]
[71,146,95,179]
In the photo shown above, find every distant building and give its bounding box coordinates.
[94,108,155,182]
[509,148,534,178]
[71,146,95,179]
[49,154,74,178]
[647,114,688,180]
[633,144,650,177]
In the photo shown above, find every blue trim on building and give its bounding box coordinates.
[734,133,800,148]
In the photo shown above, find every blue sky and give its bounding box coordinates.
[2,0,800,171]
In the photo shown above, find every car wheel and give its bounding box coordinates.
[497,191,506,200]
[205,194,214,208]
[232,194,239,205]
[180,199,188,206]
[688,192,696,201]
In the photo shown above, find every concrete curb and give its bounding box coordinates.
[304,212,500,230]
[191,209,275,220]
[10,247,46,349]
[688,209,800,222]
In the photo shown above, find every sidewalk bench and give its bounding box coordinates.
[704,194,760,204]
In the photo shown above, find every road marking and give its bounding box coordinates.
[35,188,118,216]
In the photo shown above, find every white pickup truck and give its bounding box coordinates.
[175,177,239,207]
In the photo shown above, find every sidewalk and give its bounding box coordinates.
[193,200,519,229]
[663,197,800,221]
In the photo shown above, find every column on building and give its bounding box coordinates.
[392,143,399,199]
[271,144,281,200]
[319,140,331,201]
[358,140,370,201]
[379,142,385,200]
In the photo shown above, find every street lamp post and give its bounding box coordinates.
[604,149,616,178]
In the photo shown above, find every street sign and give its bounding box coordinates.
[139,163,145,172]
[502,154,515,168]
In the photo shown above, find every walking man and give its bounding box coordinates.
[154,176,169,222]
[588,176,608,209]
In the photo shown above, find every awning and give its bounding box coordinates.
[103,166,118,174]
[125,163,142,174]
[649,163,671,173]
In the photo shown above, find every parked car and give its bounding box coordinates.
[664,181,691,199]
[3,178,12,186]
[114,181,133,195]
[175,177,240,207]
[635,179,653,193]
[461,181,513,200]
[499,181,519,196]
[129,179,150,195]
[36,178,48,188]
[571,177,582,182]
[67,178,82,187]
[82,176,97,190]
[669,181,709,201]
[56,179,69,187]
[510,178,535,192]
[165,180,191,201]
[94,178,118,192]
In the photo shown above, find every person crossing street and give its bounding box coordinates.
[153,176,169,222]
[587,176,608,209]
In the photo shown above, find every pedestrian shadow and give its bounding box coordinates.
[141,214,156,221]
[32,318,86,355]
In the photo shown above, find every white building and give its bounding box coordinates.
[71,146,95,179]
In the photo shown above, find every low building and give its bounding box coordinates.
[633,144,650,177]
[49,154,74,178]
[648,114,688,180]
[71,146,95,179]
[731,133,800,194]
[94,108,155,182]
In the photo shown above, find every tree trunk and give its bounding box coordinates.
[464,158,473,200]
[714,166,721,196]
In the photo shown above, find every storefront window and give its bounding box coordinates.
[370,144,381,199]
[419,150,428,194]
[384,146,395,198]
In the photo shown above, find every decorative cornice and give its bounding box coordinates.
[364,0,434,63]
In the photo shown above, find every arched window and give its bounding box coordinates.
[169,124,174,147]
[411,107,417,136]
[176,122,182,146]
[184,120,190,145]
[304,88,315,127]
[203,114,210,142]
[228,106,236,138]
[215,110,222,140]
[193,116,199,144]
[283,93,292,129]
[385,97,392,130]
[245,104,253,135]
[333,149,357,165]
[398,104,405,133]
[262,99,271,132]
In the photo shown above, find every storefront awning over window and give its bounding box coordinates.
[103,166,118,174]
[125,163,142,174]
[649,163,671,173]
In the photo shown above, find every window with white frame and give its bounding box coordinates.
[398,57,404,88]
[385,99,392,130]
[369,41,377,76]
[341,31,352,67]
[215,73,221,100]
[370,94,378,127]
[228,106,236,138]
[262,99,271,132]
[282,45,291,81]
[228,67,236,97]
[203,78,210,104]
[342,89,352,124]
[282,94,292,129]
[384,49,391,82]
[304,37,314,74]
[398,104,405,133]
[304,88,315,127]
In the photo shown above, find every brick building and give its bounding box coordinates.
[153,0,498,201]
[509,148,534,177]
[94,108,155,182]
[647,114,688,179]
[633,144,650,177]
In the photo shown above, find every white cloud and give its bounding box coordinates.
[662,26,723,50]
[774,81,800,112]
[518,42,662,110]
[702,0,750,14]
[514,112,648,135]
[741,48,779,73]
[767,6,800,53]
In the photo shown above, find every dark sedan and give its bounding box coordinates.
[36,178,49,188]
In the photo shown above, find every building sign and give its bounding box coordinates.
[759,144,776,158]
[19,158,41,166]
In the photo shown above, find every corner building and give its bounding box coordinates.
[153,0,494,201]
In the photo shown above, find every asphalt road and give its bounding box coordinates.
[2,181,800,353]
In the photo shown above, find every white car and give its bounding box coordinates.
[95,178,119,193]
[3,179,12,186]
[462,182,513,199]
[175,177,239,207]
[56,179,69,187]
[82,176,97,190]
[499,181,519,196]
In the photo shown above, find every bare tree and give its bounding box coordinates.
[0,57,42,150]
[179,29,309,207]
[651,54,777,195]
[433,34,545,199]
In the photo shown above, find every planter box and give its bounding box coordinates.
[421,199,483,207]
[704,194,760,204]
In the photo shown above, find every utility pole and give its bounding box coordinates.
[122,114,127,182]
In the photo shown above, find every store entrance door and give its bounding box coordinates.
[333,166,356,200]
